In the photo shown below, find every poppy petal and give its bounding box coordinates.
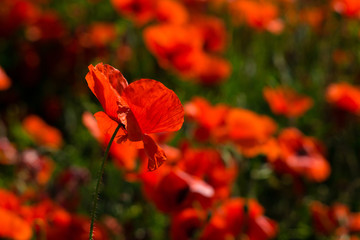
[143,134,166,171]
[122,79,184,134]
[94,111,126,142]
[86,63,128,122]
[96,63,128,95]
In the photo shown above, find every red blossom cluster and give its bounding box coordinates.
[111,0,231,84]
[0,189,108,240]
[184,96,330,183]
[1,0,360,240]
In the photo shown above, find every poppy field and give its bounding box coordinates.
[2,0,360,239]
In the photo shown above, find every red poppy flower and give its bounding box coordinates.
[270,128,330,182]
[22,115,63,149]
[229,0,284,34]
[263,86,313,118]
[85,63,184,171]
[143,24,203,74]
[224,108,277,148]
[326,82,360,114]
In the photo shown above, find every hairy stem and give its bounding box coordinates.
[89,124,122,240]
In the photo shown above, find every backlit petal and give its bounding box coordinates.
[122,79,184,134]
[143,134,166,171]
[85,63,127,122]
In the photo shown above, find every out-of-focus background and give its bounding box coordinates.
[1,0,360,239]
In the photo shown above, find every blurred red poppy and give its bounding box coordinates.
[143,24,203,75]
[223,108,277,151]
[23,115,63,149]
[229,0,284,34]
[85,63,184,171]
[144,23,230,84]
[263,86,313,118]
[326,82,360,115]
[269,128,330,182]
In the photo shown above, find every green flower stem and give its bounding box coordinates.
[89,123,122,240]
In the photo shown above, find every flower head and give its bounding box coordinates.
[263,86,313,118]
[85,63,184,171]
